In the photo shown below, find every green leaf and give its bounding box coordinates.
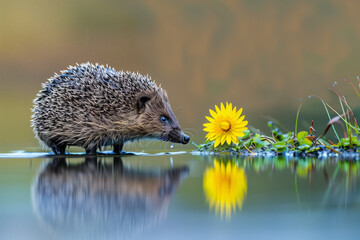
[281,132,293,142]
[272,141,287,153]
[337,136,360,148]
[240,129,251,139]
[298,144,310,151]
[297,131,308,140]
[297,131,312,146]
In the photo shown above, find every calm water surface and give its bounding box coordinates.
[0,152,359,240]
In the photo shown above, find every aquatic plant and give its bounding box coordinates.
[203,102,248,147]
[197,77,360,157]
[203,159,247,219]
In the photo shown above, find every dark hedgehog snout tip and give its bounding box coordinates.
[166,131,190,144]
[181,133,190,144]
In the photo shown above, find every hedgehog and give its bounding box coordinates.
[31,63,190,154]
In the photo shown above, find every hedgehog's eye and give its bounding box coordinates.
[159,116,169,124]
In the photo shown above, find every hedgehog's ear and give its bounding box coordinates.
[137,95,151,113]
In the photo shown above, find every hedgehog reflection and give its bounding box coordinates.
[31,157,188,239]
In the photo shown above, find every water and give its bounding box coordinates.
[1,152,359,240]
[2,1,360,239]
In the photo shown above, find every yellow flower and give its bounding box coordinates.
[203,102,248,147]
[203,159,247,219]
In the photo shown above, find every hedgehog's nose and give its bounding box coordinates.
[181,134,190,144]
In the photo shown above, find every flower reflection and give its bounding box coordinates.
[203,159,247,219]
[296,161,313,178]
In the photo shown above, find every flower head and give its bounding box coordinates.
[203,102,248,147]
[203,159,247,219]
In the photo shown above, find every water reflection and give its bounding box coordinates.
[202,155,360,213]
[323,161,360,208]
[31,157,188,239]
[296,160,315,178]
[203,158,247,220]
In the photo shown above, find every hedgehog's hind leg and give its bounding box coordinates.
[113,140,124,154]
[50,142,67,155]
[85,146,98,155]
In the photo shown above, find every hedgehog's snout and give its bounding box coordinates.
[180,133,190,144]
[165,130,190,144]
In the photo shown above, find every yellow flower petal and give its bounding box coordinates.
[231,135,238,143]
[239,121,248,127]
[227,102,232,110]
[209,110,217,119]
[215,105,220,113]
[203,102,248,147]
[214,138,221,148]
[205,116,215,123]
[205,132,214,139]
[221,134,226,145]
[238,115,245,122]
[226,135,232,145]
[238,131,245,137]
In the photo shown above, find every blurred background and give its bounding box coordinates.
[1,0,360,152]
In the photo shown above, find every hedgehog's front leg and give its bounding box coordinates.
[113,141,124,154]
[85,146,97,155]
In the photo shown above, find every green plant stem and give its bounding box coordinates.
[316,97,341,142]
[294,102,303,137]
[325,102,359,133]
[191,141,200,148]
[339,97,349,133]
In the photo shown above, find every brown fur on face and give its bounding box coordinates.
[136,89,185,143]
